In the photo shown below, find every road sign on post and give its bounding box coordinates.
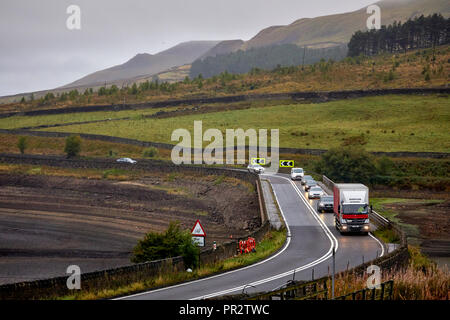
[191,220,206,247]
[280,160,294,168]
[251,158,266,165]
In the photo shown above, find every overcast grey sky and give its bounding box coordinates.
[0,0,377,96]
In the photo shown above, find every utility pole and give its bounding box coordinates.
[302,46,306,70]
[332,246,335,300]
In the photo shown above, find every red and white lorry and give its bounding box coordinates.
[333,183,370,235]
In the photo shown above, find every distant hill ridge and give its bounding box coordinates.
[71,0,449,90]
[201,0,450,57]
[62,41,221,88]
[1,0,449,103]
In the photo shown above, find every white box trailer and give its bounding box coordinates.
[333,183,370,234]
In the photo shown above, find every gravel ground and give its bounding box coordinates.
[0,173,260,284]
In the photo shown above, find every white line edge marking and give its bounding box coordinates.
[368,232,385,257]
[280,175,339,254]
[285,177,340,257]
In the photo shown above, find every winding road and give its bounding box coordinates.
[117,172,384,300]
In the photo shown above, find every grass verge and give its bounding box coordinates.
[328,245,449,300]
[373,227,400,244]
[56,228,286,300]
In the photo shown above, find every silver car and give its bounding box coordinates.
[301,175,313,185]
[116,157,137,164]
[247,164,265,174]
[304,179,317,191]
[317,195,334,213]
[308,186,324,199]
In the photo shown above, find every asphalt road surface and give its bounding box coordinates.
[118,173,384,300]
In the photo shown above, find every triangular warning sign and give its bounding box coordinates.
[191,220,206,237]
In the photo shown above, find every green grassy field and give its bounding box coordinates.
[0,107,181,129]
[36,94,450,152]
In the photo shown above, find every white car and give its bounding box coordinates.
[247,164,265,174]
[290,168,304,180]
[308,186,324,199]
[116,157,137,164]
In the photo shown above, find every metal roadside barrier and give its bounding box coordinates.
[322,175,335,192]
[255,177,268,224]
[248,278,329,301]
[241,278,395,301]
[370,210,391,228]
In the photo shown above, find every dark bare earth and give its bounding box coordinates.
[0,173,260,285]
[384,200,450,260]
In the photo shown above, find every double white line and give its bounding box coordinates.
[282,175,339,253]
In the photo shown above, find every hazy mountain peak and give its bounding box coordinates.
[62,41,220,88]
[200,40,245,59]
[123,53,154,67]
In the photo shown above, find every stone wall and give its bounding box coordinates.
[1,87,448,119]
[2,129,449,159]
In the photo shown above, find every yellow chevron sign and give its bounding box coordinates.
[280,160,294,168]
[251,158,266,165]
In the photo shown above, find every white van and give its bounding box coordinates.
[290,168,304,180]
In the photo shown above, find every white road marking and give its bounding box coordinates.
[276,175,339,253]
[368,232,385,257]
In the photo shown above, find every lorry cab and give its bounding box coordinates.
[333,183,370,235]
